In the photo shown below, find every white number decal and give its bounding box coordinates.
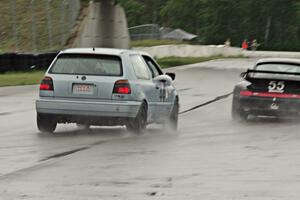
[268,81,277,91]
[277,81,285,91]
[268,81,285,93]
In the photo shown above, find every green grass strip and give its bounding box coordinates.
[0,70,45,87]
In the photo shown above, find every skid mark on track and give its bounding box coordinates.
[0,139,112,179]
[0,112,11,116]
[179,92,233,114]
[39,141,108,162]
[0,141,109,178]
[39,147,90,162]
[177,88,192,92]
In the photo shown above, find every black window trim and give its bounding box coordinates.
[142,55,163,77]
[129,54,151,80]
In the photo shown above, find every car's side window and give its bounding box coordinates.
[130,55,151,80]
[142,55,163,78]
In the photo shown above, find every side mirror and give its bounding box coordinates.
[240,72,247,78]
[165,72,176,80]
[153,75,172,86]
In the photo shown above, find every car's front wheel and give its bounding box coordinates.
[164,98,179,131]
[37,113,57,133]
[126,102,147,133]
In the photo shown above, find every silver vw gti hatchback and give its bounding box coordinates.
[36,48,179,133]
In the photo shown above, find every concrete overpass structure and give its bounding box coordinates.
[73,0,130,49]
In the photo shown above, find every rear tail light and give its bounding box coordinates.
[240,90,253,96]
[113,80,131,94]
[40,76,54,91]
[240,90,300,99]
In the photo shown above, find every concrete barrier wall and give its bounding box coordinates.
[73,1,130,49]
[134,45,243,58]
[134,45,300,59]
[244,51,300,58]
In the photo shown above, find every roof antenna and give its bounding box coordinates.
[92,47,95,51]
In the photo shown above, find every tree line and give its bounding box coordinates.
[117,0,300,51]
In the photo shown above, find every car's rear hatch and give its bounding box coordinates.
[48,53,123,100]
[246,70,300,94]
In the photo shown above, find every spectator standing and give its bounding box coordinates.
[242,40,248,50]
[251,39,259,51]
[224,38,231,47]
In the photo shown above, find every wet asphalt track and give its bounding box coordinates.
[1,59,300,199]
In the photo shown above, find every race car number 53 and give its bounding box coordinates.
[268,81,285,93]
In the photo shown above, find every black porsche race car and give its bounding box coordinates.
[232,58,300,120]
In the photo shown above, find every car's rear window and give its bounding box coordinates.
[49,54,122,76]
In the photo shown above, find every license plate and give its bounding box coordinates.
[73,84,94,95]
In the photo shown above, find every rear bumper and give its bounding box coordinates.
[36,98,141,118]
[237,95,300,116]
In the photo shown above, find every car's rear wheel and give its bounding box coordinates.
[37,113,57,133]
[231,99,248,121]
[126,102,147,133]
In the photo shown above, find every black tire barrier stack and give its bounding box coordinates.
[0,52,59,73]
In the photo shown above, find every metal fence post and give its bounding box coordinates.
[69,0,75,31]
[76,0,80,14]
[30,0,37,52]
[46,0,53,49]
[60,0,66,45]
[64,0,71,35]
[10,0,19,51]
[70,0,75,33]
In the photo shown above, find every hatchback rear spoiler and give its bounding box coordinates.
[242,69,300,78]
